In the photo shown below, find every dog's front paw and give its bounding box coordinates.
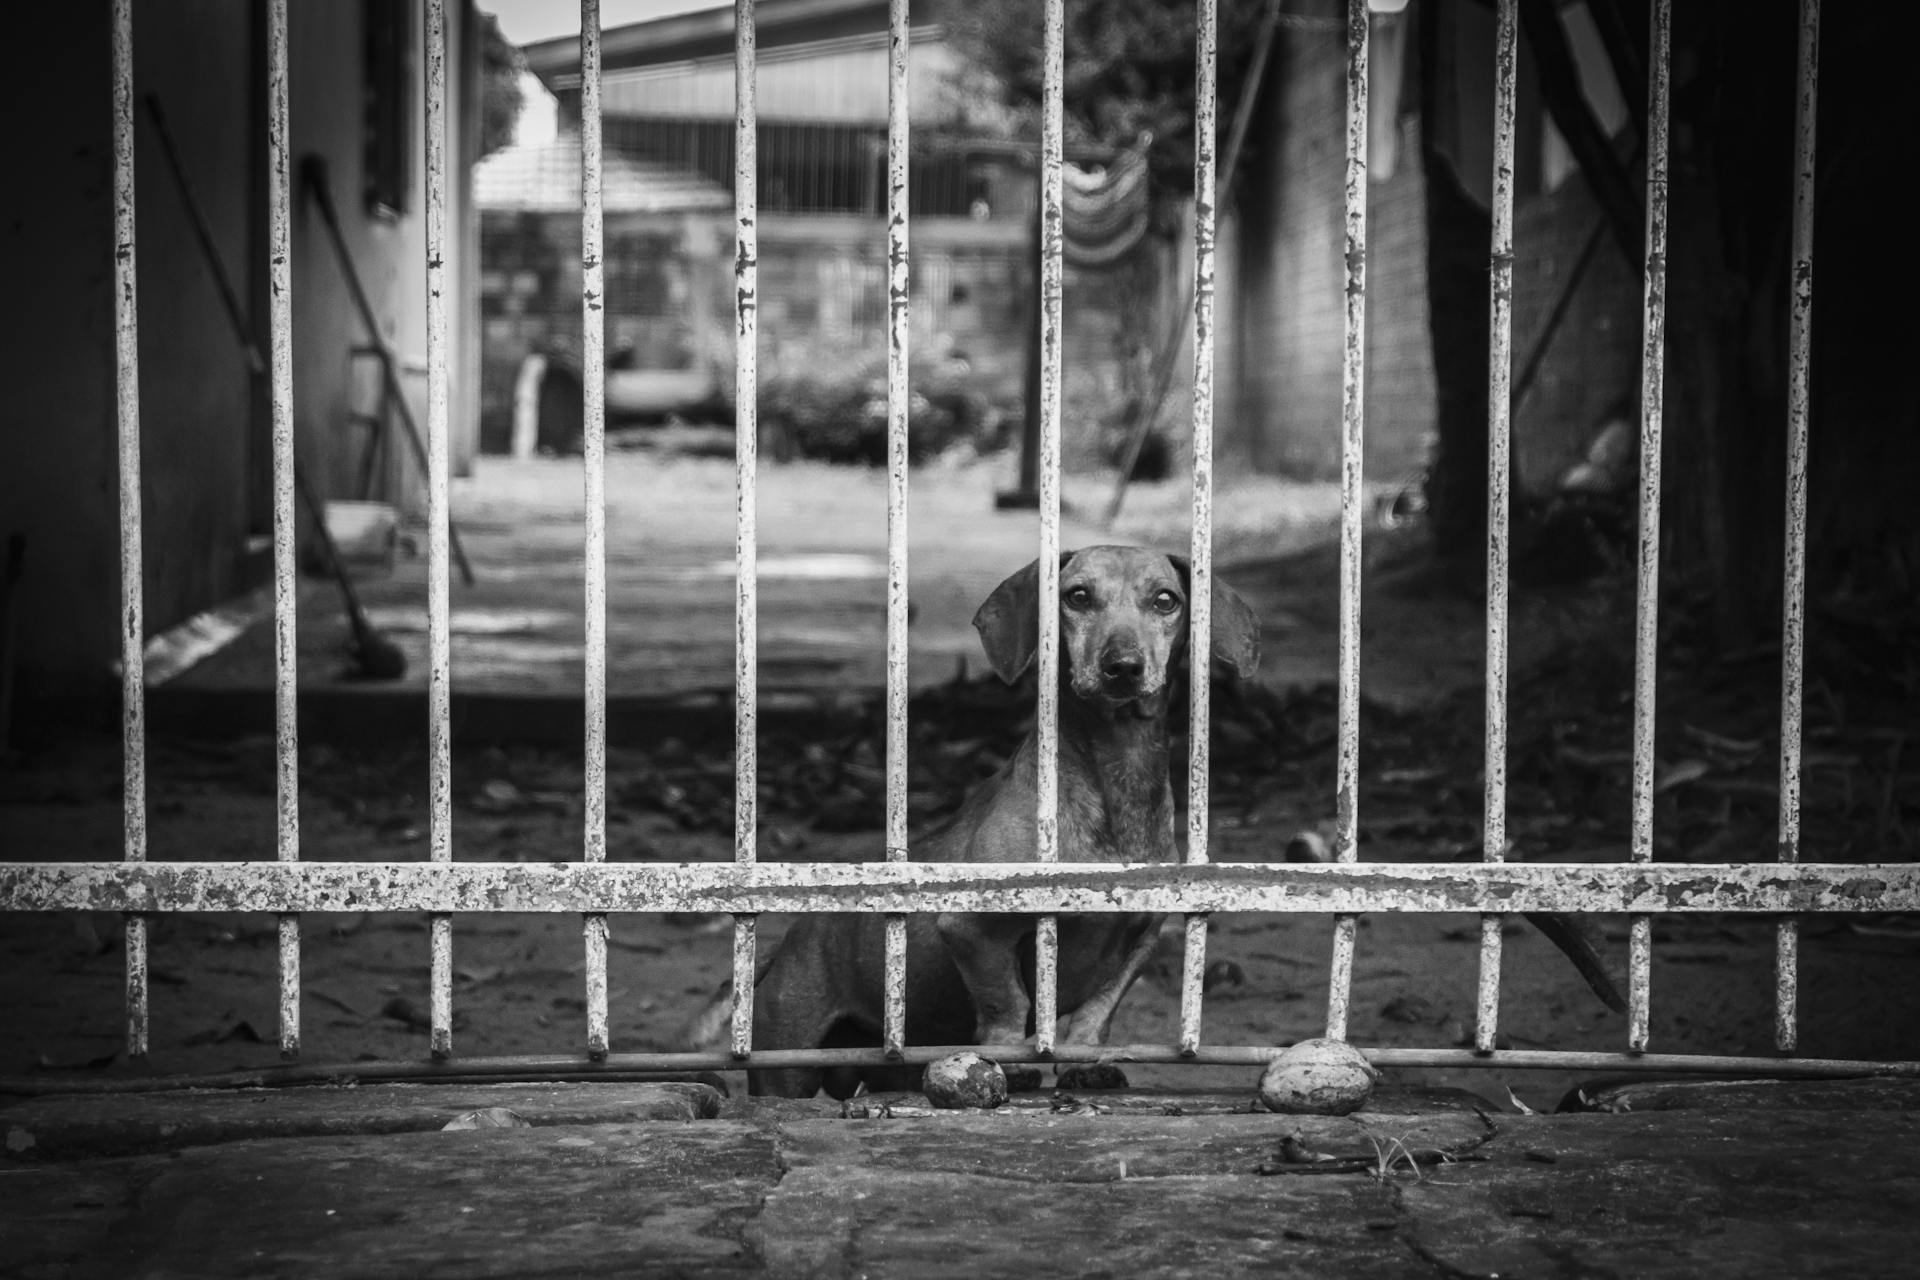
[974,1021,1030,1049]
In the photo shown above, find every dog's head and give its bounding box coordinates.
[971,546,1260,707]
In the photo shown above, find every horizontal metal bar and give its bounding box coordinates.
[4,1045,1915,1099]
[5,861,1915,916]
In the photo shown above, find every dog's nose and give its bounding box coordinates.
[1102,651,1145,684]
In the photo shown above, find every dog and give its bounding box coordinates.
[743,545,1623,1098]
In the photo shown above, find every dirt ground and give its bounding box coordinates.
[5,462,1918,1111]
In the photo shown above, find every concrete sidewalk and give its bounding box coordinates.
[5,1075,1918,1277]
[169,456,1346,702]
[146,452,1603,745]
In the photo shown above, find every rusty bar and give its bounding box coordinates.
[1476,0,1519,1057]
[15,859,1911,916]
[110,0,149,1063]
[267,0,300,1060]
[1179,0,1220,1059]
[1775,0,1820,1055]
[424,0,454,1061]
[1325,0,1368,1044]
[8,1044,1915,1098]
[579,0,610,1062]
[1627,0,1672,1055]
[731,913,757,1058]
[730,0,761,1062]
[882,0,912,1061]
[1033,0,1066,1055]
[734,0,758,872]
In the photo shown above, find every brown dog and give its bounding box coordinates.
[749,546,1249,1097]
[745,545,1621,1097]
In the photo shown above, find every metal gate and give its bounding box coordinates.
[4,0,1916,1089]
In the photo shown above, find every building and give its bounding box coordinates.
[499,0,1152,466]
[2,0,485,693]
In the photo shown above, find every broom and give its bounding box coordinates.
[145,94,404,680]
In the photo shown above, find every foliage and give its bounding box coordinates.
[480,13,525,159]
[761,352,1008,466]
[943,0,1280,207]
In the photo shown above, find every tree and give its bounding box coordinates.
[944,0,1278,218]
[1421,0,1919,646]
[479,13,525,160]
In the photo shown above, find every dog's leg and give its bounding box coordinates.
[936,911,1035,1045]
[1060,913,1166,1045]
[748,916,849,1098]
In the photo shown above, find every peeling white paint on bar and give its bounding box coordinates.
[1033,0,1066,1056]
[1628,0,1673,1056]
[1325,0,1369,1045]
[424,0,455,1062]
[1179,0,1219,1060]
[882,0,912,1061]
[1476,0,1519,1058]
[733,0,761,1059]
[580,0,611,1062]
[731,913,757,1058]
[13,861,1914,917]
[268,0,300,1061]
[110,0,148,1064]
[735,0,760,878]
[1776,0,1821,1055]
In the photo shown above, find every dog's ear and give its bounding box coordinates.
[972,552,1074,684]
[1170,555,1261,680]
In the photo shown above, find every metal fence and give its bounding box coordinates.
[4,0,1917,1088]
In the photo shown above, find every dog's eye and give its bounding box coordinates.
[1064,585,1093,609]
[1151,590,1180,614]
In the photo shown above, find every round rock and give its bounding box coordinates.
[1257,1038,1379,1116]
[923,1051,1009,1110]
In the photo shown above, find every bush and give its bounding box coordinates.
[762,352,1005,466]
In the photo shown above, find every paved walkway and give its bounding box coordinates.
[173,454,1349,702]
[156,453,1607,744]
[5,1076,1917,1276]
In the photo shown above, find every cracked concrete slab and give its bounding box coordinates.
[4,1083,1919,1278]
[1,1081,722,1162]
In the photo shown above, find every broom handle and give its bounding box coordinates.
[148,95,474,589]
[145,95,265,374]
[302,156,476,586]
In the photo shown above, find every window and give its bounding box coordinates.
[364,0,413,218]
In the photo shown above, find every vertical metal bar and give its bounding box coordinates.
[580,0,611,1062]
[730,913,757,1059]
[731,0,760,1061]
[1178,0,1219,1060]
[1475,0,1519,1057]
[111,0,148,1063]
[1776,0,1820,1053]
[267,0,301,1061]
[424,0,455,1061]
[1627,0,1673,1055]
[1324,0,1368,1044]
[882,0,912,1061]
[1033,0,1066,1056]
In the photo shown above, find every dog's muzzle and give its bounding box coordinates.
[1093,646,1158,700]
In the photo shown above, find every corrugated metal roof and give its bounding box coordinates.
[473,135,729,214]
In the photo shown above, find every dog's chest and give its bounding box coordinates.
[1057,766,1174,864]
